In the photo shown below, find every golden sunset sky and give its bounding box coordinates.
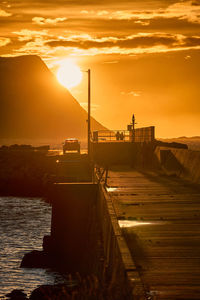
[1,0,200,137]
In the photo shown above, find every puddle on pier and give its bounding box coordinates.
[118,220,153,228]
[106,186,139,194]
[117,219,168,228]
[106,187,118,192]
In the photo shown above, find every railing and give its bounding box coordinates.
[92,130,130,142]
[94,164,109,185]
[92,126,155,143]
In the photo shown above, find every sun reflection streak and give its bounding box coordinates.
[106,187,118,192]
[118,220,152,228]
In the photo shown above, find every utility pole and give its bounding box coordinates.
[87,69,91,159]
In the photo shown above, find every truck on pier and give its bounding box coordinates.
[63,138,80,154]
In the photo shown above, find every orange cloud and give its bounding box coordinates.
[0,9,12,17]
[13,29,50,41]
[0,37,10,47]
[32,17,67,25]
[92,1,200,24]
[121,91,141,97]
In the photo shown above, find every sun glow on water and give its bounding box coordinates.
[56,59,82,89]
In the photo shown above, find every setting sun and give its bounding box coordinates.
[57,59,82,89]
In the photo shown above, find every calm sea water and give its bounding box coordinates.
[0,197,67,298]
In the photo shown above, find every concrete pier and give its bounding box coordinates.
[48,144,200,299]
[104,166,200,299]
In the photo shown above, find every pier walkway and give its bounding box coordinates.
[105,166,200,299]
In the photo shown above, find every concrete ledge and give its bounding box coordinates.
[98,183,146,299]
[155,147,200,184]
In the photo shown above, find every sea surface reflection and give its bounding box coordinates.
[0,197,67,298]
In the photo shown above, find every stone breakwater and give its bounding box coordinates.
[0,148,52,196]
[0,147,91,197]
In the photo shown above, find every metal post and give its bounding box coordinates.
[132,114,135,142]
[88,69,91,159]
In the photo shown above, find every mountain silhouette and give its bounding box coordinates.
[0,55,105,143]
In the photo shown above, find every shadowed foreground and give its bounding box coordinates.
[6,274,105,300]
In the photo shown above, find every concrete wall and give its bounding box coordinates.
[54,154,92,182]
[50,182,99,273]
[91,142,134,165]
[134,126,155,142]
[155,147,200,184]
[91,141,156,167]
[49,181,146,298]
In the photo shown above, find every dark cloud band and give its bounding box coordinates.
[46,34,200,50]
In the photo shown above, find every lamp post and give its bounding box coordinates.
[87,69,91,160]
[82,68,91,159]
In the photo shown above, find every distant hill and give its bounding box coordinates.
[0,55,106,144]
[159,136,200,151]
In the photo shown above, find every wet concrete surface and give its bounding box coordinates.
[105,167,200,299]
